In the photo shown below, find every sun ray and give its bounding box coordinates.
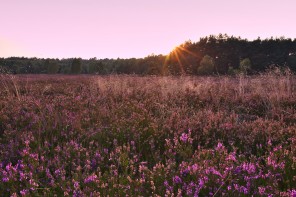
[176,48,190,64]
[162,54,171,75]
[164,54,170,67]
[173,47,185,74]
[178,46,199,58]
[163,44,198,75]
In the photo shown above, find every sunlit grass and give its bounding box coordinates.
[0,72,295,196]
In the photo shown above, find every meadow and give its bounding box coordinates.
[0,70,295,196]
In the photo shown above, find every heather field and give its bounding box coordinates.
[0,71,296,196]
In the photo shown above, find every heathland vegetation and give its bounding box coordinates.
[0,69,295,196]
[0,35,296,196]
[1,34,296,75]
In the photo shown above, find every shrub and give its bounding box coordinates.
[198,55,215,75]
[239,58,252,74]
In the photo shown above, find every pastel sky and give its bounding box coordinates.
[1,0,296,59]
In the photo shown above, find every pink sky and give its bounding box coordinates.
[1,0,296,59]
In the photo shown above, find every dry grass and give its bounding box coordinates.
[0,70,295,196]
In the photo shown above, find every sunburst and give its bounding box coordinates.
[163,44,198,75]
[173,47,185,74]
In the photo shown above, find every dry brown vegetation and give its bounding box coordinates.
[0,70,295,196]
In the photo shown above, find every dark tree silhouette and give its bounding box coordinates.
[71,58,82,74]
[1,35,296,75]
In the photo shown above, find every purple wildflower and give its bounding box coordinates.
[2,177,9,182]
[198,178,204,188]
[164,181,173,192]
[258,187,265,195]
[20,189,29,196]
[84,174,97,183]
[182,169,190,177]
[180,133,188,143]
[173,175,182,184]
[191,164,198,172]
[240,186,248,194]
[215,142,224,150]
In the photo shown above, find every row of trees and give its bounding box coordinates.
[1,34,296,75]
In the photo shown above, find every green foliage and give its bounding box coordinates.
[227,66,236,75]
[46,59,60,74]
[88,62,102,74]
[1,35,296,75]
[71,58,82,74]
[287,55,296,71]
[239,58,252,74]
[198,55,215,75]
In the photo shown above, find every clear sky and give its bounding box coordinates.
[1,0,296,59]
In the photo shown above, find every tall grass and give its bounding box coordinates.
[0,70,295,196]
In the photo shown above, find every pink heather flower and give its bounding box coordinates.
[273,145,282,152]
[240,186,248,194]
[198,179,204,188]
[46,168,53,179]
[73,190,82,197]
[75,96,81,100]
[290,190,296,196]
[182,169,190,176]
[22,148,29,156]
[19,172,25,181]
[234,184,239,191]
[20,189,29,196]
[267,157,276,167]
[186,187,193,195]
[210,168,222,177]
[84,174,97,183]
[55,146,61,152]
[74,181,79,189]
[17,161,24,170]
[29,153,39,161]
[29,179,39,187]
[24,140,30,146]
[10,193,17,197]
[242,163,256,174]
[54,169,61,176]
[173,175,182,184]
[221,122,233,130]
[191,164,198,172]
[113,169,118,176]
[164,180,169,186]
[226,153,237,162]
[2,177,9,182]
[5,163,12,171]
[216,142,224,150]
[180,133,188,143]
[95,152,101,159]
[258,187,265,195]
[164,181,173,192]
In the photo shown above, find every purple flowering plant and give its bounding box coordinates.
[0,74,295,196]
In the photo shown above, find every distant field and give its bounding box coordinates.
[0,72,295,196]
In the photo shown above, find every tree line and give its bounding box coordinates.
[1,34,296,75]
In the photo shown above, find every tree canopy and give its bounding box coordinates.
[1,34,296,75]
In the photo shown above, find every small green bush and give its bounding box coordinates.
[198,55,215,75]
